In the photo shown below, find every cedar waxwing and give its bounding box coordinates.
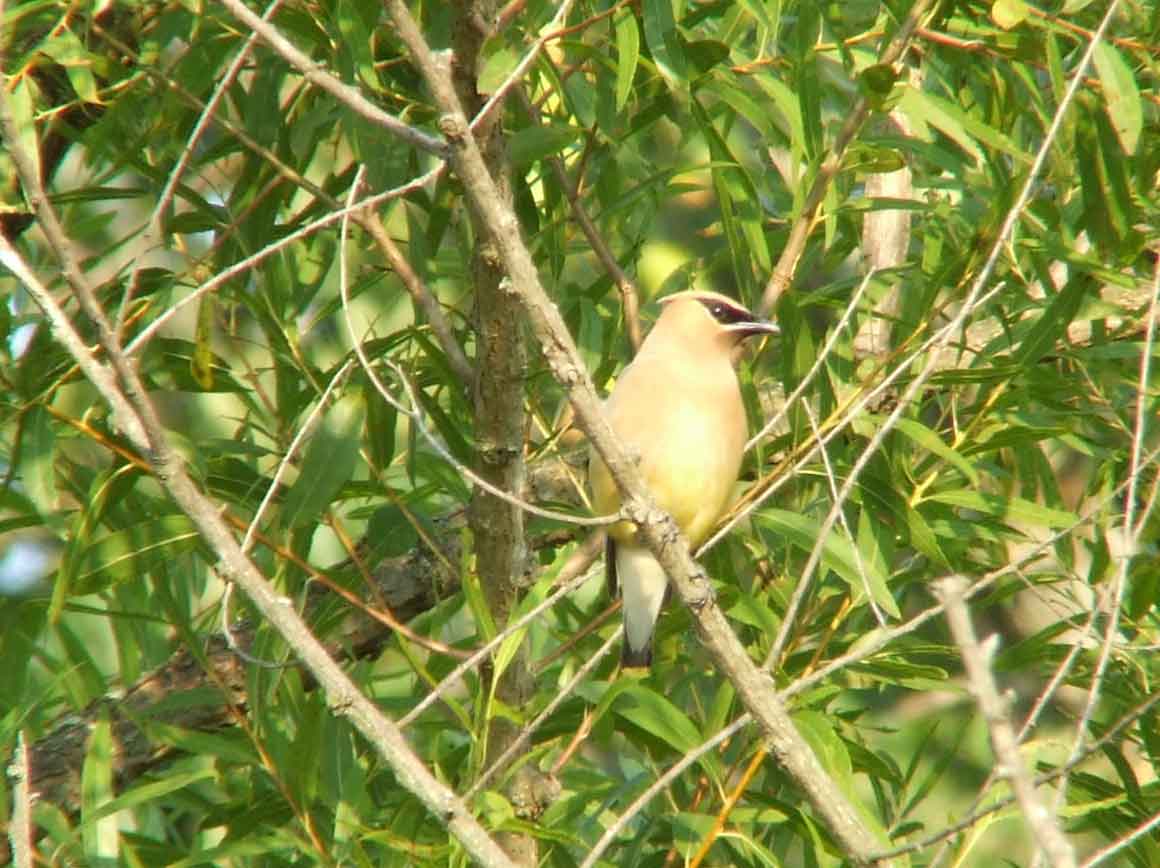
[589,291,778,670]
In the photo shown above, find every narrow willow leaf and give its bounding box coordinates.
[757,509,900,618]
[1093,43,1142,155]
[614,9,640,112]
[75,515,200,594]
[613,684,703,754]
[20,405,58,520]
[87,764,216,823]
[991,0,1029,30]
[1012,274,1092,367]
[901,88,1030,166]
[888,416,979,487]
[642,0,687,90]
[7,76,41,179]
[924,490,1077,528]
[193,295,215,389]
[507,123,583,168]
[280,394,364,529]
[82,716,116,863]
[39,28,100,104]
[478,46,520,95]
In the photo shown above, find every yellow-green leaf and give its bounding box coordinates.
[991,0,1029,30]
[1093,43,1142,155]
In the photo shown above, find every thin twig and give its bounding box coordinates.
[465,629,619,799]
[218,0,446,156]
[8,732,32,868]
[933,576,1076,868]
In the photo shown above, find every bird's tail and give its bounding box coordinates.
[616,544,669,671]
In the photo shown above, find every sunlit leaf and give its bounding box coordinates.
[1093,42,1142,154]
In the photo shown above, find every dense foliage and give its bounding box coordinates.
[1,0,1157,865]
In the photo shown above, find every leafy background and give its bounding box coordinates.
[1,0,1157,866]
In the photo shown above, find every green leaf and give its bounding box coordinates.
[75,515,201,594]
[1093,43,1142,155]
[41,28,100,104]
[991,0,1029,30]
[507,123,583,168]
[683,39,730,76]
[858,63,898,110]
[1011,273,1092,367]
[642,0,687,90]
[900,88,1030,166]
[86,762,217,823]
[613,683,703,754]
[82,716,116,863]
[887,416,979,487]
[280,394,364,529]
[6,75,41,179]
[20,404,58,521]
[756,509,900,618]
[478,45,520,95]
[614,9,640,112]
[923,490,1077,529]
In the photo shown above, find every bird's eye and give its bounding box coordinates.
[710,303,727,319]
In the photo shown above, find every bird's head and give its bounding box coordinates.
[651,291,779,357]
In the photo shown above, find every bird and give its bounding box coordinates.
[589,290,778,670]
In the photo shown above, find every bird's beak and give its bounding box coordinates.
[729,319,779,339]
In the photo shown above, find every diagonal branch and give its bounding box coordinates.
[218,0,447,157]
[0,79,517,868]
[382,1,884,862]
[933,576,1076,868]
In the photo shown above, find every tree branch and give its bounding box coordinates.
[933,576,1076,868]
[218,0,447,157]
[0,82,517,868]
[383,2,884,861]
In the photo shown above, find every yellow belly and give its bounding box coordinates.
[589,357,746,546]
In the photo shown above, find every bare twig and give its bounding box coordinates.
[465,629,619,799]
[218,0,446,156]
[933,576,1076,868]
[7,732,32,868]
